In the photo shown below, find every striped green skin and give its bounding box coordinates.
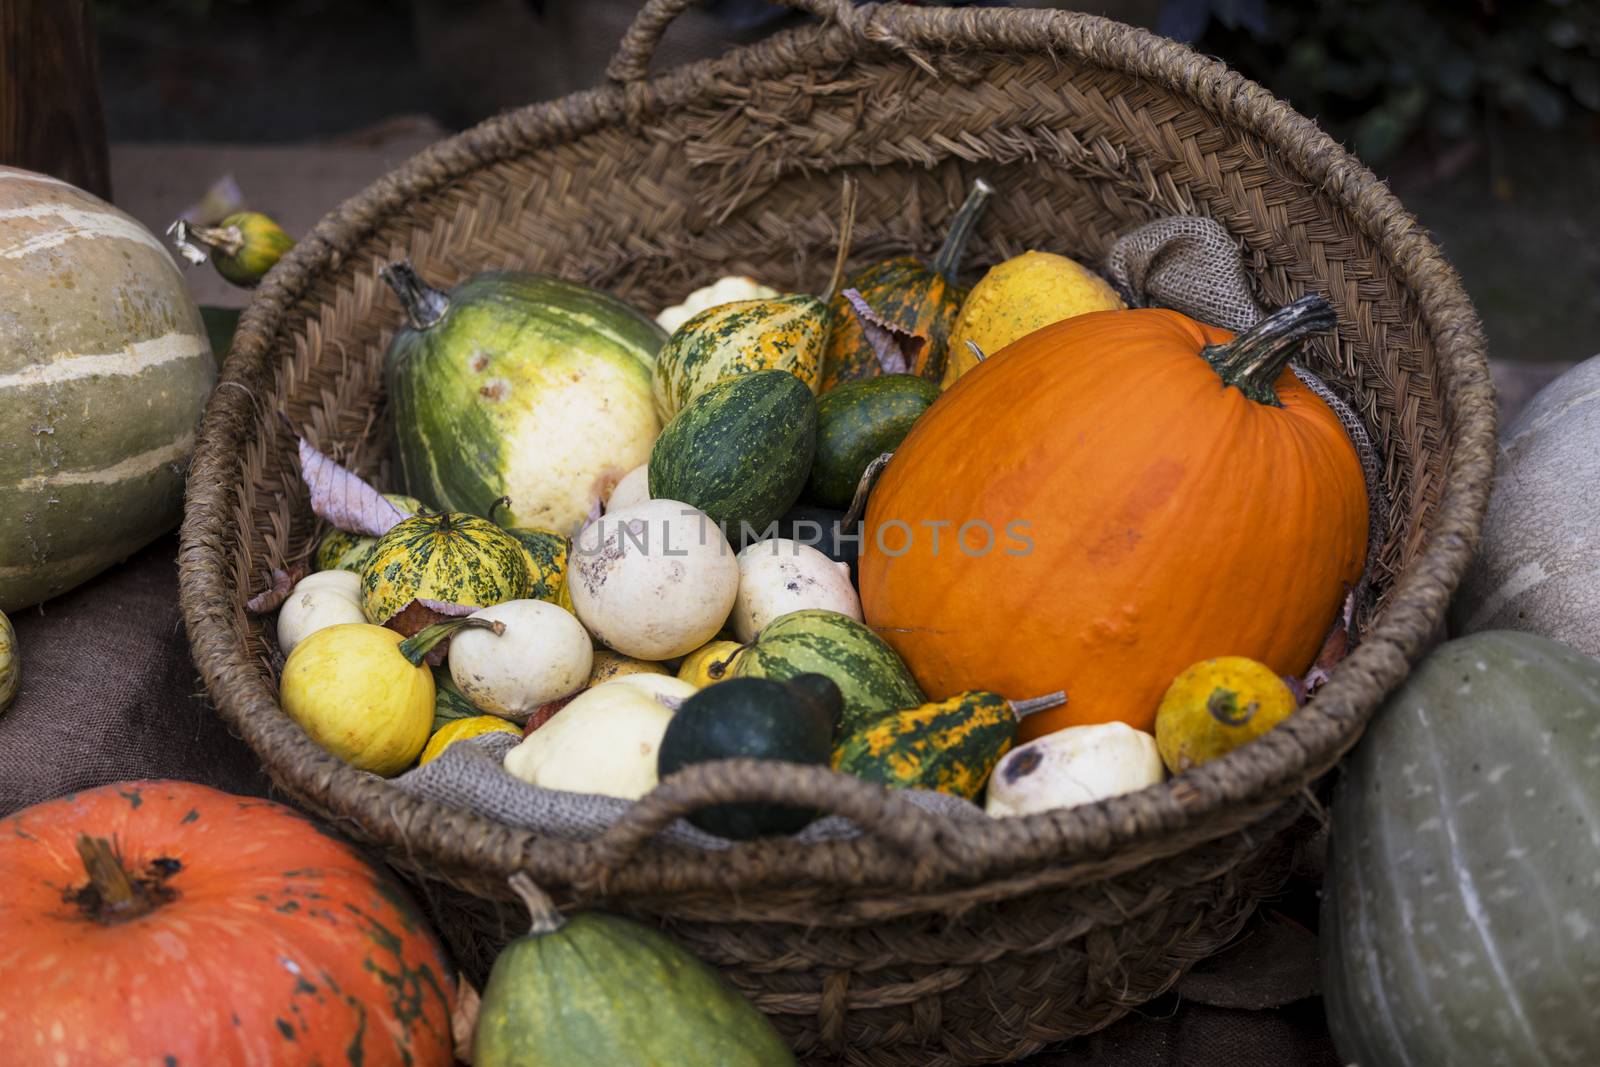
[833,691,1015,800]
[386,271,665,536]
[649,370,818,536]
[0,608,17,713]
[808,375,940,508]
[431,667,486,732]
[313,493,424,572]
[359,512,532,624]
[1322,631,1600,1067]
[504,527,569,603]
[734,609,924,734]
[652,295,827,421]
[0,166,216,612]
[473,911,794,1067]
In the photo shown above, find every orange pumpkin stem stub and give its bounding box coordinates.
[72,834,174,924]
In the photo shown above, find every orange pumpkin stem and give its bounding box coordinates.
[381,259,451,331]
[1203,294,1337,407]
[931,178,994,283]
[399,616,506,667]
[74,834,174,924]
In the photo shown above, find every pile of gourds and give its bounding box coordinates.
[266,178,1372,827]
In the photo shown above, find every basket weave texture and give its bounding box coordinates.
[178,2,1497,1063]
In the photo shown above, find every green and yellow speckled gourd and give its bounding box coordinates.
[652,295,828,421]
[314,493,424,572]
[833,691,1064,800]
[821,179,993,388]
[359,510,532,624]
[473,874,795,1067]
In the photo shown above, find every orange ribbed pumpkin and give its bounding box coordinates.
[859,297,1367,738]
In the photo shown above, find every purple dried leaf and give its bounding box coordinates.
[418,598,478,617]
[298,437,409,537]
[245,566,305,614]
[842,288,924,376]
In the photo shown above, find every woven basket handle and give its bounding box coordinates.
[606,0,861,85]
[579,757,956,888]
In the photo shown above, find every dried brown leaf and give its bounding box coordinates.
[842,288,925,376]
[298,437,409,537]
[245,566,307,614]
[382,598,478,666]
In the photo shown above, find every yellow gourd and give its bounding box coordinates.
[1153,656,1297,773]
[677,639,745,687]
[586,650,670,686]
[942,250,1124,387]
[419,715,521,766]
[279,618,502,776]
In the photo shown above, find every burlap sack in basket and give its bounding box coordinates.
[179,2,1498,1063]
[393,217,1391,846]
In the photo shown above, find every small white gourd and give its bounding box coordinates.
[502,681,679,799]
[655,275,779,333]
[605,464,651,512]
[276,570,365,654]
[448,599,593,721]
[985,722,1164,817]
[568,499,739,660]
[732,538,860,643]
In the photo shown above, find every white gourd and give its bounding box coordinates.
[732,538,860,643]
[985,723,1164,817]
[276,570,366,654]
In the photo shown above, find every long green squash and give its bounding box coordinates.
[1322,630,1600,1066]
[382,263,666,536]
[0,167,216,612]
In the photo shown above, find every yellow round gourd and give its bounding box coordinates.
[1153,656,1297,774]
[419,715,521,766]
[677,639,745,687]
[279,623,435,776]
[942,250,1124,387]
[587,650,670,686]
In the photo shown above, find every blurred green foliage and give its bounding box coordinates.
[1167,0,1600,161]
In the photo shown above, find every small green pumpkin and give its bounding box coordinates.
[649,370,818,537]
[732,608,924,734]
[474,875,795,1067]
[313,493,424,572]
[833,690,1060,800]
[652,295,827,421]
[808,375,940,509]
[359,511,532,624]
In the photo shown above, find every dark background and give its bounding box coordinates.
[83,0,1600,367]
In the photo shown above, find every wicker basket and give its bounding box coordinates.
[179,1,1497,1062]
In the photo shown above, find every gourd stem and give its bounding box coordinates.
[380,260,451,331]
[1008,691,1067,720]
[1202,294,1336,407]
[75,835,169,924]
[706,642,755,681]
[509,873,567,936]
[931,178,995,282]
[399,617,505,667]
[841,452,894,530]
[487,496,514,526]
[187,222,245,257]
[966,340,988,364]
[821,176,858,305]
[1207,687,1257,728]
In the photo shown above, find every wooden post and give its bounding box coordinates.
[0,0,111,198]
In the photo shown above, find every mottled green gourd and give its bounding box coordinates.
[431,667,485,732]
[473,875,795,1067]
[808,375,940,508]
[359,511,532,625]
[313,493,424,572]
[1322,630,1600,1067]
[833,691,1063,800]
[652,295,828,422]
[381,262,666,536]
[649,370,818,537]
[182,211,294,287]
[731,609,923,733]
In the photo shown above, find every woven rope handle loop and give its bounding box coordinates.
[606,0,861,85]
[578,758,953,891]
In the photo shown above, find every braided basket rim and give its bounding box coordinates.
[178,3,1497,900]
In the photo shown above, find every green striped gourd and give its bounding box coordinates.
[732,608,923,733]
[808,375,940,508]
[833,690,1061,800]
[0,608,17,713]
[382,263,666,536]
[1,166,216,612]
[649,370,818,536]
[432,667,485,732]
[651,295,827,421]
[359,511,532,624]
[314,493,423,572]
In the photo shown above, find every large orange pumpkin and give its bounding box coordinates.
[859,297,1367,738]
[0,780,456,1067]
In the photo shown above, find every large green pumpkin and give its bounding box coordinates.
[1322,630,1600,1065]
[382,264,666,536]
[474,876,794,1067]
[0,167,216,612]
